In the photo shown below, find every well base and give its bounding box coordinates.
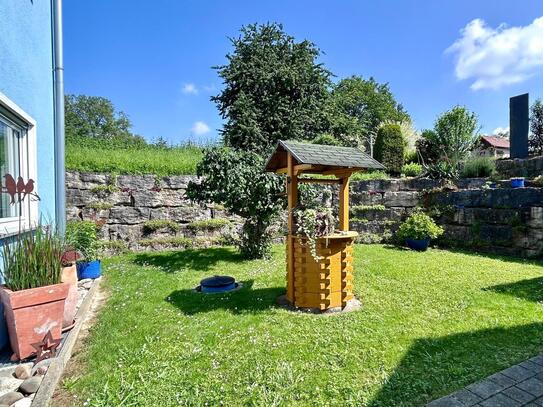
[277,294,361,315]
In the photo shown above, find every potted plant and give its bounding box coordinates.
[1,225,69,360]
[511,177,525,188]
[292,206,335,261]
[66,221,101,279]
[396,211,444,251]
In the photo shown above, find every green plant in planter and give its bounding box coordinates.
[2,225,65,291]
[292,206,335,261]
[66,220,99,261]
[396,211,444,242]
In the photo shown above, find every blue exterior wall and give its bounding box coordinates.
[0,0,57,220]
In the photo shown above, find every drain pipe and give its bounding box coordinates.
[52,0,66,235]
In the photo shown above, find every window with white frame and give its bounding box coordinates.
[0,93,38,236]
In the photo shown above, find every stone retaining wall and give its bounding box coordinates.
[66,172,543,258]
[66,172,238,252]
[496,155,543,178]
[349,178,543,258]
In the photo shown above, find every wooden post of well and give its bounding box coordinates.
[286,153,298,303]
[339,176,350,231]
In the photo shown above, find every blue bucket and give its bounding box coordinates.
[511,178,525,188]
[77,260,102,280]
[406,238,430,252]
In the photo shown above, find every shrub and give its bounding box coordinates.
[404,150,418,164]
[66,220,99,261]
[402,163,423,177]
[186,219,230,231]
[311,133,342,146]
[533,175,543,187]
[461,157,496,178]
[2,225,65,291]
[374,124,405,175]
[187,148,284,259]
[396,211,444,241]
[415,130,440,166]
[351,171,390,181]
[143,220,180,234]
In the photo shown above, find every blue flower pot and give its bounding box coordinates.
[406,238,430,251]
[511,178,525,188]
[77,260,102,280]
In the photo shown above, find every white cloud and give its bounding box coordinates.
[191,121,210,136]
[182,83,198,95]
[493,126,510,136]
[446,17,543,90]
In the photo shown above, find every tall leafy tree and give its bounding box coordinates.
[212,23,332,154]
[65,94,131,139]
[530,99,543,155]
[324,76,410,149]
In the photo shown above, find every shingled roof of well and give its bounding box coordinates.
[265,140,385,172]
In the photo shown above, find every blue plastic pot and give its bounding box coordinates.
[406,238,430,251]
[77,260,102,280]
[511,178,525,188]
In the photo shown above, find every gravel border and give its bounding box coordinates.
[31,278,102,407]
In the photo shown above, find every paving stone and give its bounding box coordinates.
[517,378,543,397]
[488,372,517,388]
[521,361,543,373]
[466,379,505,399]
[533,396,543,405]
[479,393,521,407]
[530,356,543,366]
[502,386,537,403]
[501,365,535,382]
[426,396,464,406]
[450,389,482,406]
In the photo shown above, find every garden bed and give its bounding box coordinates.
[56,245,543,406]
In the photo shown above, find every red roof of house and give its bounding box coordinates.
[480,136,510,149]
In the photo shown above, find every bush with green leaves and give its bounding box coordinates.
[402,163,423,177]
[187,148,284,259]
[66,220,99,261]
[425,106,479,179]
[311,134,342,146]
[461,156,496,178]
[374,124,405,175]
[396,211,444,241]
[415,129,441,166]
[2,225,65,291]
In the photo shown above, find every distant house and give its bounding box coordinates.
[0,0,65,236]
[474,136,510,158]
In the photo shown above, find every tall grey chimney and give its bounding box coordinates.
[510,93,529,159]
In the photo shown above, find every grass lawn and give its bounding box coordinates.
[60,245,543,406]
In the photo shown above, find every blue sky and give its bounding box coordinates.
[64,0,543,144]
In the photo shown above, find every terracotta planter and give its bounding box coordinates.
[61,264,78,329]
[0,282,69,361]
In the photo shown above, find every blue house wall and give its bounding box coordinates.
[0,0,57,219]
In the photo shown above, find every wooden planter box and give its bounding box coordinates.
[0,282,69,360]
[288,232,356,311]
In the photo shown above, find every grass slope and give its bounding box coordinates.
[62,245,543,406]
[66,142,203,176]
